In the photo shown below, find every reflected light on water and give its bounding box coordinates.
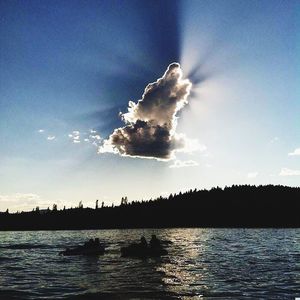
[0,228,299,299]
[157,229,213,298]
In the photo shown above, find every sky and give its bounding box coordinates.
[0,0,299,212]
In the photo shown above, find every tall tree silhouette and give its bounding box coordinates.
[0,185,299,230]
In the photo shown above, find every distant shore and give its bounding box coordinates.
[0,185,299,230]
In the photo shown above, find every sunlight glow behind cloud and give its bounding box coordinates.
[99,63,197,161]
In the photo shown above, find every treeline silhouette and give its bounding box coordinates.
[0,185,299,230]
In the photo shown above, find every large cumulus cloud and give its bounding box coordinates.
[98,63,193,160]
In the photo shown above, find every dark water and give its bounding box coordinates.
[0,229,299,299]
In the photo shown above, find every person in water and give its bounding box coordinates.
[150,235,161,249]
[84,238,100,248]
[84,238,96,248]
[140,236,148,248]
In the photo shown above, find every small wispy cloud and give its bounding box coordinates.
[0,193,41,212]
[0,193,71,212]
[67,129,102,146]
[279,168,300,176]
[90,134,101,140]
[68,130,80,143]
[37,128,102,148]
[247,172,258,179]
[89,133,102,147]
[169,160,199,168]
[288,148,300,156]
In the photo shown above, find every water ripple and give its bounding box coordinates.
[0,229,299,299]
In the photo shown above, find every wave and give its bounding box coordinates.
[64,291,179,300]
[0,243,52,250]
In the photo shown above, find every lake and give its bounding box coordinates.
[0,228,299,299]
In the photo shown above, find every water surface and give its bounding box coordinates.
[0,229,299,299]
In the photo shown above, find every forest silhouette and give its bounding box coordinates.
[0,185,299,230]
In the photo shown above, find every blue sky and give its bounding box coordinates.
[0,0,299,211]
